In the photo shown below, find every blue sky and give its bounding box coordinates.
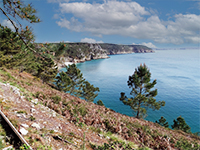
[1,0,200,48]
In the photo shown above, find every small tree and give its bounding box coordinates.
[81,81,100,102]
[120,64,165,118]
[55,71,71,92]
[65,64,85,96]
[56,64,100,101]
[155,116,169,128]
[97,100,104,106]
[171,116,191,133]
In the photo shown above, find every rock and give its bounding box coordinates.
[20,96,26,100]
[20,127,28,135]
[30,108,36,113]
[31,123,40,130]
[21,124,29,128]
[31,99,38,104]
[98,134,103,138]
[17,114,22,117]
[3,146,13,150]
[52,112,56,117]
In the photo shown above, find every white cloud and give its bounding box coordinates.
[1,20,15,31]
[52,14,60,19]
[57,1,149,34]
[43,40,70,43]
[81,38,103,43]
[55,0,200,45]
[141,42,157,48]
[47,0,69,3]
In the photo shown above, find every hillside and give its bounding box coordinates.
[0,69,199,150]
[53,43,154,68]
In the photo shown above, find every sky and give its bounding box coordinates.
[0,0,200,48]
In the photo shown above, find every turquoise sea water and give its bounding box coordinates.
[75,49,200,133]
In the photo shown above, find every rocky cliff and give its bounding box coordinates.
[99,43,154,55]
[56,43,109,68]
[56,43,154,68]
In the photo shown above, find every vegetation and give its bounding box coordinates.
[172,116,191,133]
[0,68,199,150]
[120,64,165,118]
[155,116,169,128]
[0,1,199,149]
[56,64,99,102]
[97,100,104,106]
[0,0,40,52]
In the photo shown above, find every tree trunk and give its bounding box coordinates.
[136,109,140,118]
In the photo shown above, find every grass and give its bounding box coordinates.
[17,110,27,114]
[0,68,200,150]
[90,131,138,150]
[10,118,19,128]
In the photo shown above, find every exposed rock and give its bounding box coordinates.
[31,99,38,104]
[21,124,29,128]
[30,108,36,113]
[3,146,14,150]
[19,127,28,135]
[31,123,40,130]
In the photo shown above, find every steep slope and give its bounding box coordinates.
[0,69,199,150]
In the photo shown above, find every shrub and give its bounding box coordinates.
[51,95,62,104]
[97,100,104,106]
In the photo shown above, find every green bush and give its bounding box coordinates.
[97,100,104,106]
[51,95,62,104]
[78,105,87,117]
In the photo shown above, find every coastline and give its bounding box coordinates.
[56,50,154,69]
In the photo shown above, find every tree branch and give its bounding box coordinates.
[0,7,36,53]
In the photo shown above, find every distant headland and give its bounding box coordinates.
[55,42,154,68]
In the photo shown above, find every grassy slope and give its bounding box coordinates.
[0,68,199,150]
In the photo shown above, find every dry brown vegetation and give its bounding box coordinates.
[0,68,199,150]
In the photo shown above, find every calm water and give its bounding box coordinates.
[75,49,200,133]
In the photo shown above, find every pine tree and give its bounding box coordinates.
[97,100,104,106]
[36,57,58,83]
[120,64,165,119]
[64,64,85,96]
[81,81,100,102]
[0,0,40,52]
[55,71,72,92]
[171,116,191,133]
[0,25,22,68]
[56,64,100,101]
[155,116,169,128]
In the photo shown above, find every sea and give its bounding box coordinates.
[75,49,200,133]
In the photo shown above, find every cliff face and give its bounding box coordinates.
[99,43,154,55]
[57,43,154,67]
